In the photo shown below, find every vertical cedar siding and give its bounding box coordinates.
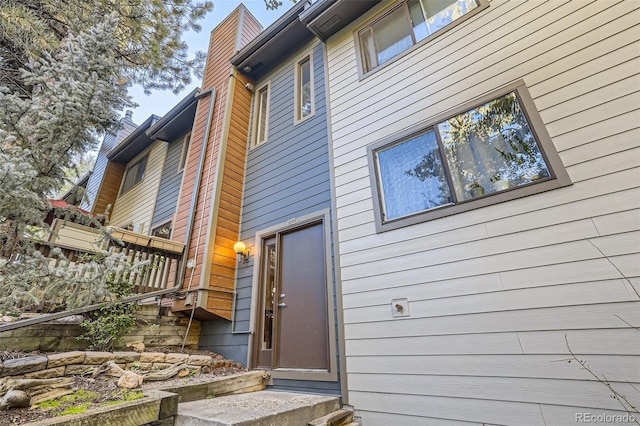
[172,6,262,320]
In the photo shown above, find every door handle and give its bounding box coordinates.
[278,302,287,308]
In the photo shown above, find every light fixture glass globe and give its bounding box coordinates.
[233,241,246,255]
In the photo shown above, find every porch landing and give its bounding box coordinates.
[175,390,342,426]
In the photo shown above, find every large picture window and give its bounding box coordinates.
[368,83,571,231]
[358,0,482,75]
[120,154,148,195]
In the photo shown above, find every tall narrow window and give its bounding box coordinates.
[252,83,270,147]
[358,0,481,75]
[120,154,148,195]
[295,54,314,123]
[178,132,191,172]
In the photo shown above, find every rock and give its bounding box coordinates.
[151,363,173,370]
[24,367,65,379]
[113,351,140,363]
[176,368,190,378]
[187,355,212,366]
[140,352,166,363]
[117,371,143,389]
[64,365,97,376]
[84,351,114,365]
[0,390,29,410]
[165,353,189,363]
[1,356,48,377]
[47,351,86,368]
[126,342,145,352]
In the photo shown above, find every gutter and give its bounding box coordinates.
[179,88,217,287]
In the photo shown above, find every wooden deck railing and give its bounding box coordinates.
[35,223,185,295]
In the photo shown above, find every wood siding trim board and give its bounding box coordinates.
[324,0,640,423]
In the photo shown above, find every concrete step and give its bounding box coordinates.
[175,390,340,426]
[307,408,354,426]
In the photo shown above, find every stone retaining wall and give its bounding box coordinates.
[0,351,234,380]
[0,305,200,352]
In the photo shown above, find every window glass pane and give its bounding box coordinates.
[121,155,148,194]
[437,92,550,201]
[421,0,478,35]
[179,133,191,170]
[299,58,312,119]
[363,5,413,72]
[262,240,276,350]
[256,86,268,143]
[376,130,452,220]
[135,156,147,182]
[408,0,428,41]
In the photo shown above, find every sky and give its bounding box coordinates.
[126,0,291,124]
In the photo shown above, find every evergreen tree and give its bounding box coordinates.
[0,3,207,313]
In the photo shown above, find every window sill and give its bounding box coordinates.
[293,112,315,126]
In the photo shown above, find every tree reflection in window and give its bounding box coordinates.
[438,92,550,200]
[374,91,552,222]
[377,130,452,220]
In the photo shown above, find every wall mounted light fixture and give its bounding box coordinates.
[233,241,250,264]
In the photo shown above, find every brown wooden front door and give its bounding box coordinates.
[254,221,329,371]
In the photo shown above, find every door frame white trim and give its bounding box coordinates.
[247,208,338,382]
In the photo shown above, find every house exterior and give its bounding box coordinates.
[53,1,638,421]
[197,1,345,395]
[305,0,639,424]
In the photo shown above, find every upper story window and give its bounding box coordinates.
[368,82,572,232]
[252,83,270,147]
[295,53,314,123]
[120,154,148,195]
[178,132,191,172]
[358,0,482,75]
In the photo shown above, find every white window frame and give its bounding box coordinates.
[354,0,488,79]
[294,51,315,124]
[120,153,148,195]
[251,81,271,148]
[178,132,191,173]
